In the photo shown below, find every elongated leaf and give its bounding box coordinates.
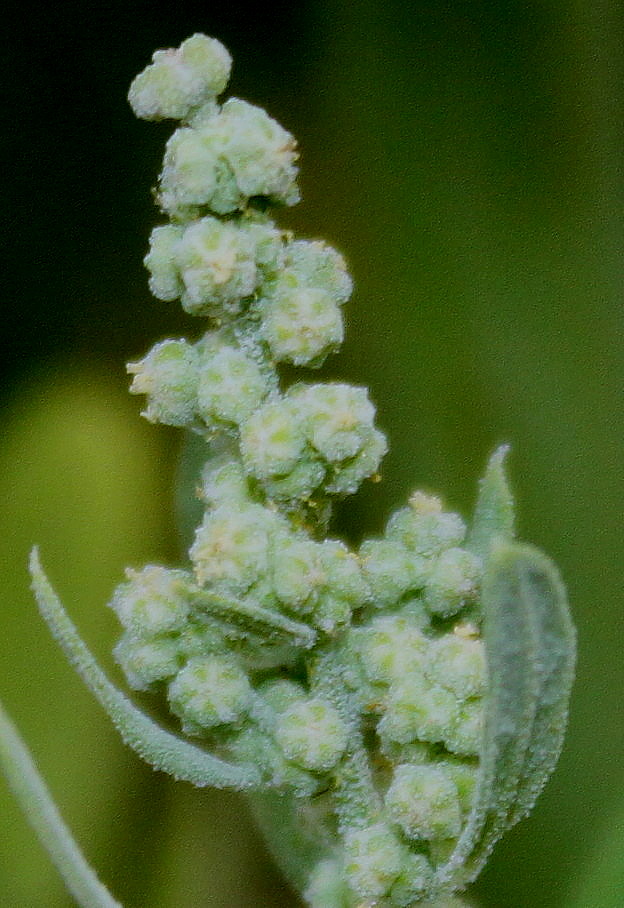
[0,698,122,908]
[194,589,317,649]
[466,445,515,560]
[29,548,261,792]
[434,542,544,890]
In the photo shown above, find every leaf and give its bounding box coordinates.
[29,548,261,792]
[433,541,575,892]
[466,445,515,560]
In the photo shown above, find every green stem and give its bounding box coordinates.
[0,697,122,908]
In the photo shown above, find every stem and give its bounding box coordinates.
[0,697,122,908]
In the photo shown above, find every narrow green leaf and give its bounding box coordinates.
[0,698,122,908]
[194,589,317,650]
[434,541,542,891]
[29,548,261,792]
[505,545,576,825]
[466,445,515,559]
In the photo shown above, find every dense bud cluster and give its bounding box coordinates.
[74,35,573,908]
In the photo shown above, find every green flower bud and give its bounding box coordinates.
[326,428,388,497]
[109,565,193,637]
[321,541,370,607]
[200,457,250,506]
[424,547,482,618]
[168,654,251,729]
[257,678,307,714]
[158,125,220,218]
[176,216,258,316]
[343,822,403,901]
[389,853,434,908]
[386,492,466,556]
[229,725,319,796]
[294,383,376,462]
[357,615,428,685]
[425,631,486,699]
[262,286,343,366]
[128,339,199,427]
[274,698,348,772]
[128,34,232,121]
[239,398,307,479]
[272,537,325,613]
[144,224,184,300]
[379,676,459,746]
[284,239,352,304]
[443,698,484,757]
[113,633,180,690]
[262,458,327,502]
[437,758,479,812]
[385,763,462,841]
[189,502,277,593]
[359,538,427,608]
[197,344,268,426]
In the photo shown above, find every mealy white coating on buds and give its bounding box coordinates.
[197,343,268,427]
[343,823,404,900]
[274,698,348,771]
[168,654,252,730]
[109,566,193,637]
[128,339,199,426]
[385,763,462,841]
[128,34,232,121]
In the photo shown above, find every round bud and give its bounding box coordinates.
[357,615,428,685]
[197,344,268,426]
[189,502,276,593]
[443,699,484,757]
[385,763,462,841]
[343,823,403,901]
[275,698,348,772]
[284,240,352,304]
[294,383,376,462]
[158,125,220,218]
[239,398,306,479]
[379,677,459,746]
[424,547,482,618]
[272,538,325,612]
[128,34,232,121]
[386,493,466,556]
[325,427,388,495]
[425,633,486,699]
[128,339,199,427]
[262,286,344,366]
[389,853,434,908]
[144,225,184,301]
[109,565,193,638]
[113,634,180,690]
[168,654,251,729]
[176,216,258,316]
[359,538,426,608]
[200,457,249,506]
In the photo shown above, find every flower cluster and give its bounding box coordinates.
[76,34,575,908]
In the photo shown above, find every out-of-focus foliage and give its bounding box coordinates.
[1,1,622,906]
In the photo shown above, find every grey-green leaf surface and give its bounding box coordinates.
[434,541,574,893]
[29,548,262,792]
[466,445,515,560]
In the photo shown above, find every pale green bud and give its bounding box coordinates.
[113,633,180,690]
[144,224,184,300]
[262,458,326,502]
[444,698,484,756]
[218,97,299,206]
[109,565,192,637]
[128,34,232,121]
[241,218,285,277]
[437,758,479,812]
[239,398,307,479]
[386,492,466,556]
[262,286,343,366]
[257,678,307,714]
[197,344,268,426]
[357,614,428,686]
[304,859,350,908]
[343,822,403,900]
[389,853,434,908]
[285,239,352,304]
[359,538,427,608]
[379,676,459,746]
[324,427,388,495]
[385,763,462,841]
[274,698,348,772]
[272,537,324,612]
[128,339,199,427]
[158,125,220,218]
[200,457,250,507]
[176,216,257,315]
[168,654,251,729]
[321,541,370,606]
[425,631,486,699]
[230,725,319,796]
[424,547,482,618]
[293,383,376,462]
[190,502,276,593]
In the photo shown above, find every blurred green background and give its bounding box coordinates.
[1,1,622,905]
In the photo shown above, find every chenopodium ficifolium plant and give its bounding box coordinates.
[2,34,576,908]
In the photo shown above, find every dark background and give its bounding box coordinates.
[1,1,623,905]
